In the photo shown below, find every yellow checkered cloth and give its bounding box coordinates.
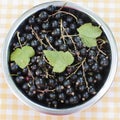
[0,0,120,119]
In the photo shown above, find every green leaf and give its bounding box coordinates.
[43,50,74,73]
[77,23,102,47]
[10,46,35,69]
[81,35,97,47]
[22,46,35,57]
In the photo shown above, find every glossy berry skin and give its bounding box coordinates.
[55,85,64,93]
[30,56,37,64]
[15,76,24,84]
[87,76,94,83]
[39,11,48,21]
[10,62,19,73]
[62,20,68,28]
[63,80,71,87]
[51,20,59,28]
[91,63,99,72]
[37,93,44,101]
[52,101,58,108]
[42,22,50,30]
[36,17,42,24]
[77,18,84,26]
[37,46,43,53]
[35,78,44,89]
[88,50,96,58]
[47,5,56,13]
[69,96,79,104]
[22,67,28,75]
[82,92,89,101]
[48,79,55,87]
[66,87,74,95]
[49,93,56,100]
[66,67,73,74]
[71,74,77,81]
[80,48,87,56]
[31,40,39,47]
[33,25,40,32]
[25,25,31,32]
[70,23,77,31]
[38,59,46,67]
[52,28,61,37]
[26,34,33,41]
[59,44,68,51]
[39,33,47,39]
[58,76,64,83]
[100,57,109,67]
[54,39,63,46]
[31,64,37,71]
[30,85,36,94]
[58,93,66,100]
[22,83,29,91]
[47,36,54,43]
[84,63,89,72]
[77,70,83,76]
[20,36,26,43]
[65,27,71,34]
[28,16,35,24]
[78,85,86,92]
[55,13,62,19]
[89,86,96,95]
[28,91,35,97]
[75,77,84,86]
[76,41,83,49]
[87,58,94,66]
[66,38,72,47]
[94,73,102,81]
[13,42,20,48]
[66,16,74,23]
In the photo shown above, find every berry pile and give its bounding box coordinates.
[9,5,111,108]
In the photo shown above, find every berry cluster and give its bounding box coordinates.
[9,5,111,108]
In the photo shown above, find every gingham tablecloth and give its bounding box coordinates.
[0,0,120,119]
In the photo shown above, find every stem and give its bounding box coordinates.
[62,26,77,51]
[10,74,18,77]
[37,89,55,93]
[27,66,35,83]
[57,2,68,11]
[52,11,78,22]
[97,46,106,56]
[68,61,82,67]
[17,31,22,48]
[30,26,47,47]
[82,62,89,91]
[45,36,56,50]
[97,38,107,49]
[66,58,86,79]
[60,19,66,44]
[43,56,49,64]
[64,34,79,37]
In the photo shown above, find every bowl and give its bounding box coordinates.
[2,1,117,115]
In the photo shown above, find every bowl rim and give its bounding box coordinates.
[2,1,118,115]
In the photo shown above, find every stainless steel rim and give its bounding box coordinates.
[2,1,118,115]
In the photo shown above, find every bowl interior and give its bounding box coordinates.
[3,1,117,115]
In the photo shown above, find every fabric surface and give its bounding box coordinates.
[0,0,120,119]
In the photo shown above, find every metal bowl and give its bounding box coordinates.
[2,1,117,115]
